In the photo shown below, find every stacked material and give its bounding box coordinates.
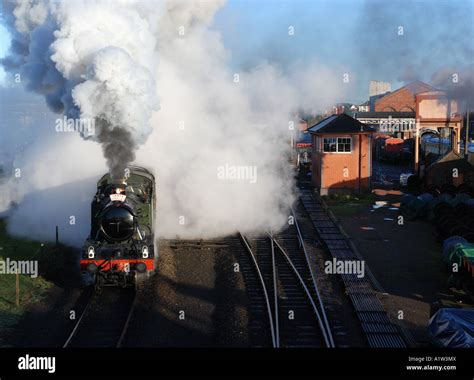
[399,193,434,220]
[399,184,474,242]
[399,173,413,187]
[440,235,474,307]
[442,236,468,263]
[434,201,474,242]
[444,241,474,291]
[428,308,474,348]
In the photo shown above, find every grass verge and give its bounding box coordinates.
[0,218,74,342]
[322,192,376,218]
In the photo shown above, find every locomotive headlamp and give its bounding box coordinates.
[87,246,95,259]
[142,246,149,259]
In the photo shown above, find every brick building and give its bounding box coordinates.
[364,81,463,173]
[415,90,463,172]
[308,114,374,194]
[374,81,434,112]
[372,81,462,143]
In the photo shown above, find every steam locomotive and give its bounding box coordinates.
[81,166,157,287]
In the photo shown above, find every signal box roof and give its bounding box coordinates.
[308,113,374,134]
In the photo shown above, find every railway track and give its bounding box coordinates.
[168,233,336,347]
[239,207,336,348]
[63,286,137,348]
[60,186,401,348]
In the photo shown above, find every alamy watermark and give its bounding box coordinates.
[55,116,95,136]
[18,354,55,374]
[324,258,365,278]
[379,117,416,133]
[217,164,257,184]
[0,258,38,278]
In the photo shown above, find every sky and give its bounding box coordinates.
[0,23,8,82]
[211,0,473,103]
[1,0,473,102]
[0,0,472,244]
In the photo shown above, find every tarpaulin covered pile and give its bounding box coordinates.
[428,308,474,348]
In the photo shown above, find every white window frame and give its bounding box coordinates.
[322,136,352,153]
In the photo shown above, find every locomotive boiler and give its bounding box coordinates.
[81,166,157,287]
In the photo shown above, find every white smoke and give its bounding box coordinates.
[1,0,349,243]
[2,0,159,177]
[0,93,107,245]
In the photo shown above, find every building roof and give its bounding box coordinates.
[308,113,374,134]
[355,111,415,119]
[375,81,437,104]
[404,81,437,95]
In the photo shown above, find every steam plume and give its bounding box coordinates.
[2,0,159,178]
[1,0,348,243]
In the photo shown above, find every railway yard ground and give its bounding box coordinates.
[1,217,370,347]
[0,163,451,348]
[324,185,452,345]
[1,239,251,347]
[121,239,250,347]
[1,188,374,348]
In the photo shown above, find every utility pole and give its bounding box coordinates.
[16,273,20,307]
[414,119,420,175]
[465,109,470,158]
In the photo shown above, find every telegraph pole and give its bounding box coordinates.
[414,119,420,175]
[16,273,20,307]
[465,109,470,158]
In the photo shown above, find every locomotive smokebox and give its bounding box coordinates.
[100,206,136,242]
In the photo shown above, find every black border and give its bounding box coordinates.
[0,348,472,378]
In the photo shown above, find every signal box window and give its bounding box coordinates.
[323,137,337,152]
[323,137,352,153]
